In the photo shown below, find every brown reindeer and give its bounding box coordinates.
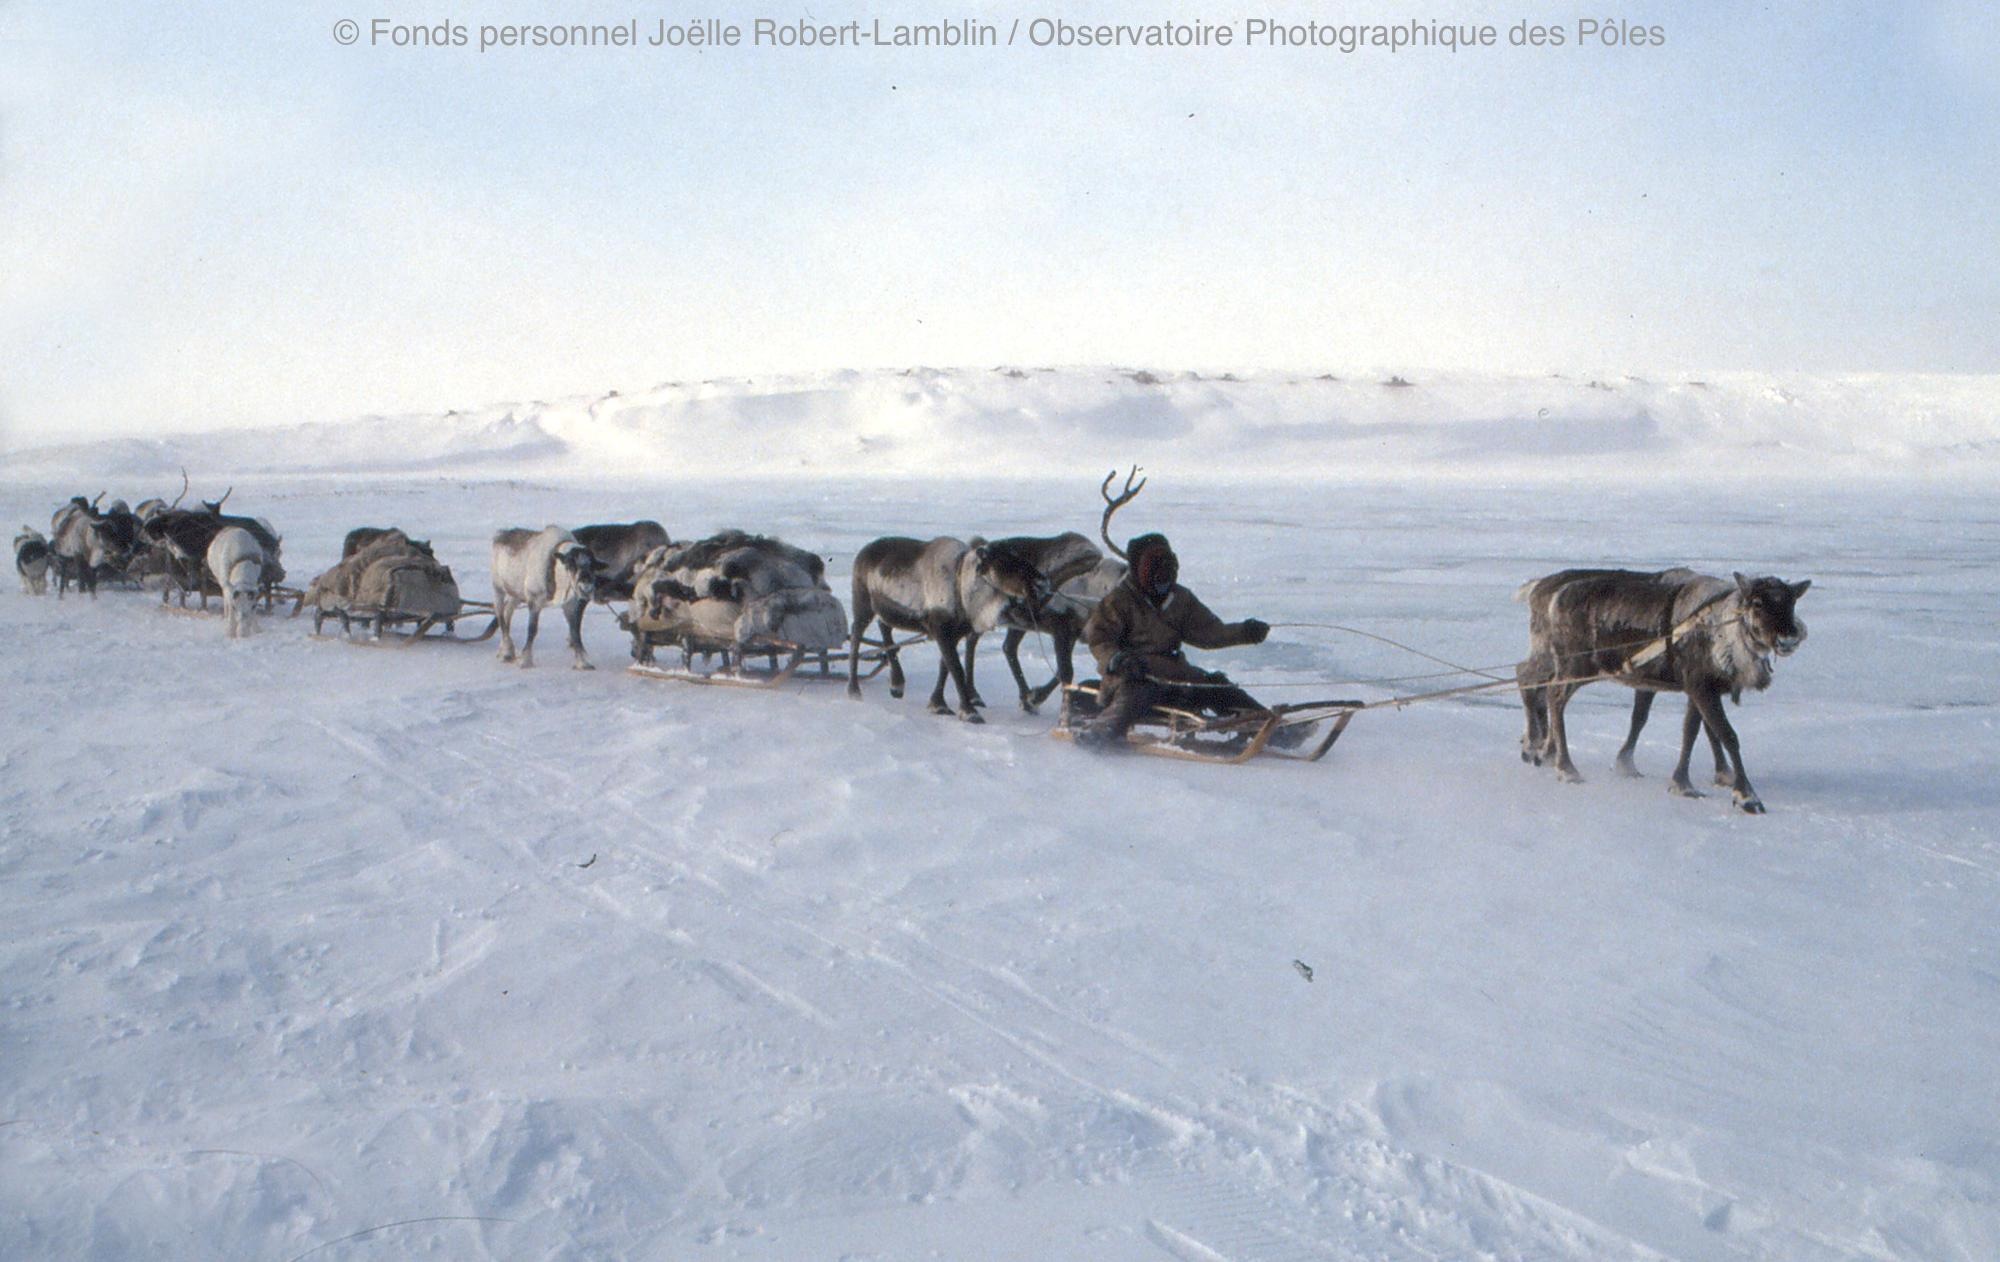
[1516,567,1810,813]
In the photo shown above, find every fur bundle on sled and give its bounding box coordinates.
[629,531,846,653]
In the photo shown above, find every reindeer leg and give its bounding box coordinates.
[1517,656,1550,765]
[566,596,593,670]
[963,631,986,708]
[1545,681,1583,783]
[926,633,954,715]
[520,603,541,668]
[496,596,517,662]
[846,595,872,699]
[1616,690,1655,777]
[937,628,984,723]
[881,617,905,699]
[1707,716,1732,787]
[1001,628,1037,712]
[1670,697,1706,799]
[1033,623,1077,710]
[1688,685,1762,813]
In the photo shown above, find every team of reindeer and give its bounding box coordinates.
[15,472,1813,812]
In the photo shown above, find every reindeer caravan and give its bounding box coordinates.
[21,467,1817,803]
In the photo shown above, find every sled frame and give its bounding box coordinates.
[1054,683,1362,764]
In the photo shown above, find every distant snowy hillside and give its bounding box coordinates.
[8,367,1999,481]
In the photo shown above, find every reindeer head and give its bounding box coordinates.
[1733,573,1810,656]
[555,542,600,603]
[83,516,134,572]
[973,542,1052,620]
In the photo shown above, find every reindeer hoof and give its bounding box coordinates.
[927,701,951,716]
[846,685,862,700]
[1557,767,1584,784]
[1715,771,1736,788]
[1735,794,1766,815]
[1020,701,1040,715]
[891,687,905,700]
[1615,759,1643,778]
[574,661,595,672]
[1670,780,1705,799]
[958,709,985,725]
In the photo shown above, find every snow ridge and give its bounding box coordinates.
[9,367,1997,481]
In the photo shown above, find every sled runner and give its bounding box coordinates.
[1053,682,1363,764]
[623,624,922,689]
[317,597,500,646]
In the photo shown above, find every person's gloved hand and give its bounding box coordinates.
[1107,651,1146,681]
[1241,618,1270,644]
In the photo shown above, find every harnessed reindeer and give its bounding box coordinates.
[1516,567,1811,813]
[846,535,1051,722]
[960,470,1142,712]
[490,526,599,669]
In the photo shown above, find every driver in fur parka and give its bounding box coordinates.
[1077,532,1283,747]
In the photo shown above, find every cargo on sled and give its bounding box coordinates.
[296,531,493,645]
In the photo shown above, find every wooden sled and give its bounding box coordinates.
[309,599,500,647]
[1053,682,1362,765]
[620,612,920,690]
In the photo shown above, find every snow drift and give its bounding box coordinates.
[8,367,1998,482]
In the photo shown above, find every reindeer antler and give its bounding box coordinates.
[213,486,233,512]
[169,468,189,510]
[91,491,105,509]
[1099,465,1147,560]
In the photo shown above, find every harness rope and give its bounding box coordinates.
[1009,590,1757,714]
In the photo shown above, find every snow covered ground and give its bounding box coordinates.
[3,458,1998,1258]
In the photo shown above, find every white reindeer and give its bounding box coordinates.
[490,525,598,669]
[205,526,263,639]
[15,527,50,594]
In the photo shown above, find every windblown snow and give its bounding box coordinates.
[3,372,1998,1260]
[8,366,1999,481]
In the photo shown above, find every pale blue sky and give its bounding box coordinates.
[3,1,1996,443]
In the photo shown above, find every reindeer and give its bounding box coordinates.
[15,528,50,594]
[962,533,1122,712]
[490,526,598,669]
[196,486,285,605]
[1516,567,1810,813]
[205,527,263,638]
[846,535,1050,722]
[961,471,1149,712]
[48,494,132,598]
[141,509,228,607]
[572,521,672,601]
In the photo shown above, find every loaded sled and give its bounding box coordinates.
[621,530,862,687]
[297,533,494,645]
